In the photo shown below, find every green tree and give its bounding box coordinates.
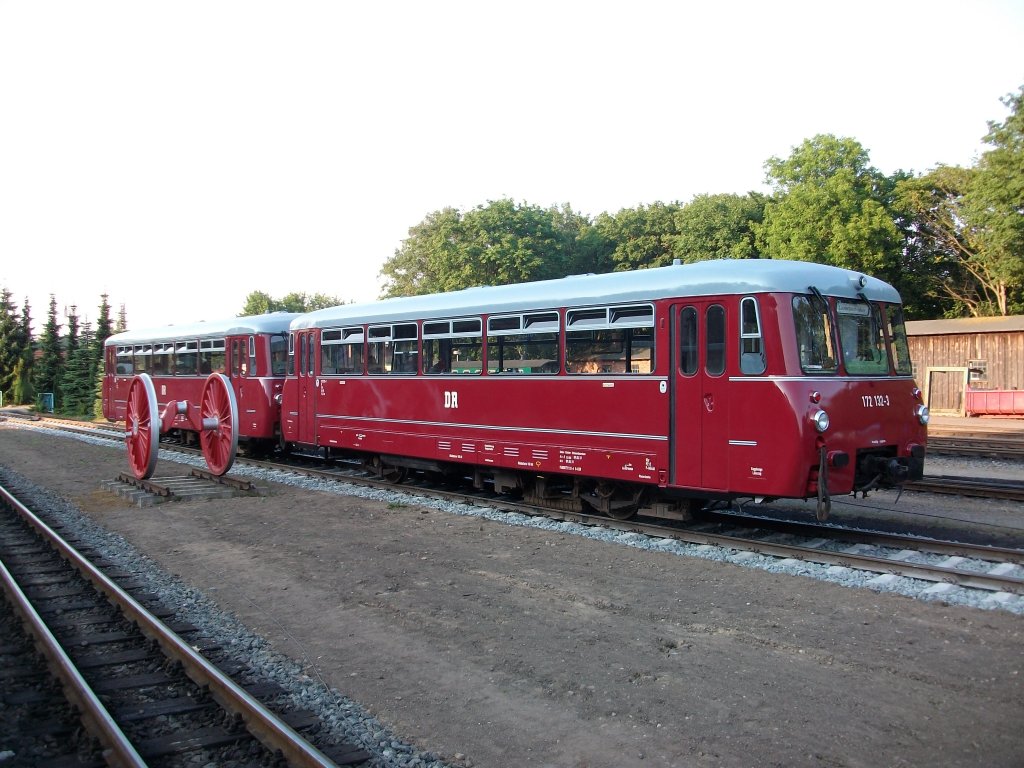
[593,202,683,271]
[0,288,20,403]
[380,207,465,297]
[550,203,616,276]
[963,85,1024,315]
[14,298,34,405]
[894,165,981,317]
[115,304,127,333]
[380,200,605,297]
[458,199,573,286]
[240,290,275,315]
[60,320,95,417]
[239,291,342,315]
[755,135,906,284]
[672,193,766,262]
[92,363,106,420]
[33,295,63,407]
[94,294,114,356]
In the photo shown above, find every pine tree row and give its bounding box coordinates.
[0,291,126,418]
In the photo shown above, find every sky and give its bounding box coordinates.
[1,1,1022,335]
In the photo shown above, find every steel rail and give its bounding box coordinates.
[702,510,1024,564]
[0,557,147,768]
[927,435,1024,460]
[0,482,342,768]
[907,475,1024,502]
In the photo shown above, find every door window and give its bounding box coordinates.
[678,307,698,376]
[706,305,726,376]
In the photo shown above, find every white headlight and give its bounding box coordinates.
[915,404,930,425]
[811,409,830,433]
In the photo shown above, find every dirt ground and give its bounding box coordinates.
[1,427,1022,768]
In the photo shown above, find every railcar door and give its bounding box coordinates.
[671,302,730,491]
[298,329,318,445]
[228,337,251,434]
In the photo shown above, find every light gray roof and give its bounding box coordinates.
[292,259,901,330]
[906,315,1024,336]
[105,313,300,347]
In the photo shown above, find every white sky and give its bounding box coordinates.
[1,0,1022,334]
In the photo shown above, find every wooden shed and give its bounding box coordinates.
[906,315,1024,416]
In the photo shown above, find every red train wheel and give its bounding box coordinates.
[199,373,238,476]
[125,374,159,479]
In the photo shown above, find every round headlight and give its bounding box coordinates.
[915,404,930,425]
[811,409,830,433]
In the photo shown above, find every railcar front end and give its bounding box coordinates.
[698,281,927,519]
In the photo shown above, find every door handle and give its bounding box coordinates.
[703,393,714,413]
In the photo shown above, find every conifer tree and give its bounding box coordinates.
[92,363,106,420]
[33,296,63,408]
[15,298,34,405]
[61,306,80,409]
[60,320,95,417]
[94,294,113,357]
[116,304,128,333]
[0,288,20,403]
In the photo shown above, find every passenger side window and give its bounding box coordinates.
[321,327,364,375]
[423,318,483,374]
[367,324,418,374]
[487,312,560,374]
[565,304,655,374]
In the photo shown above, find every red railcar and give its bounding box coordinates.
[103,313,299,466]
[281,260,927,519]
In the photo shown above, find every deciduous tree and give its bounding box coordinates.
[380,200,607,297]
[593,202,683,271]
[964,85,1024,315]
[672,193,766,262]
[239,291,342,315]
[755,135,906,285]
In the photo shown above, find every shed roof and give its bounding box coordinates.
[906,315,1024,337]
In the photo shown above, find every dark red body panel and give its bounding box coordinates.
[305,375,671,485]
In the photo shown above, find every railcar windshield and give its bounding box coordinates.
[884,305,914,375]
[270,334,289,376]
[792,296,838,374]
[836,299,889,375]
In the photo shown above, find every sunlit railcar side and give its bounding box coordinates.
[281,260,927,520]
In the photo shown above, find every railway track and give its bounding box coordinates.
[907,474,1024,501]
[6,417,1024,599]
[0,481,370,767]
[926,434,1024,460]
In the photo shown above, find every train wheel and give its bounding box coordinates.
[381,464,408,484]
[588,481,642,520]
[199,373,238,476]
[125,374,159,479]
